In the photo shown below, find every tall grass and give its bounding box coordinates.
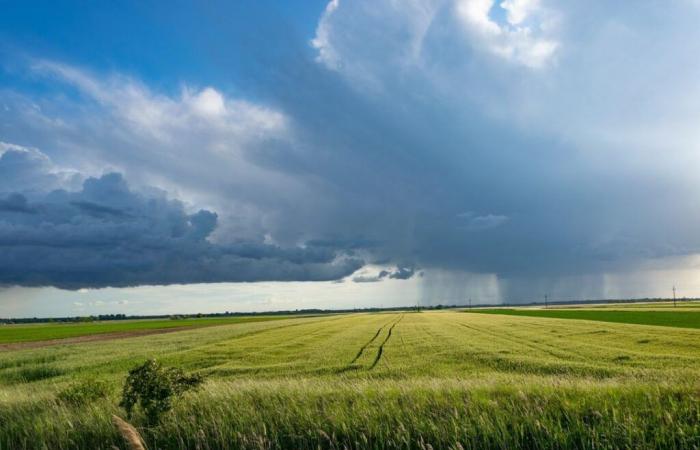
[1,379,698,449]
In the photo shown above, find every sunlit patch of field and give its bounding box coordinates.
[0,311,698,449]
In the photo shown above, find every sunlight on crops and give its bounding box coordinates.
[1,311,699,449]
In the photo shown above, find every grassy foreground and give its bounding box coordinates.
[0,311,699,449]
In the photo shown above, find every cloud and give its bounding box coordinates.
[501,0,539,25]
[452,0,559,68]
[0,147,363,288]
[311,0,341,69]
[4,0,700,299]
[352,265,418,283]
[387,266,418,280]
[0,193,35,214]
[0,142,80,194]
[457,212,509,231]
[312,0,559,77]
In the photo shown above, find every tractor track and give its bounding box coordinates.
[349,318,393,364]
[369,314,404,370]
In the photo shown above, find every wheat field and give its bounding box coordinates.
[1,310,699,449]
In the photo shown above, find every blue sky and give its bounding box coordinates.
[1,1,326,87]
[2,0,700,317]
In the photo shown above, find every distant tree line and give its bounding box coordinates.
[0,305,458,324]
[2,298,696,325]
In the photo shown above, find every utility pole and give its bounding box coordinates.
[673,286,676,307]
[544,294,548,309]
[469,297,472,310]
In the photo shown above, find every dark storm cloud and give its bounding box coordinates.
[352,266,417,283]
[0,193,35,214]
[388,267,417,280]
[70,201,131,218]
[0,150,363,288]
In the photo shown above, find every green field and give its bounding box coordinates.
[467,308,700,329]
[1,310,699,449]
[0,316,296,344]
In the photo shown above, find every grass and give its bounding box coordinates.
[0,311,699,449]
[466,308,700,329]
[0,315,297,344]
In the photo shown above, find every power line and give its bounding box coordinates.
[673,285,676,308]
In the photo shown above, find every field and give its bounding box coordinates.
[0,316,297,345]
[467,308,700,329]
[1,309,699,449]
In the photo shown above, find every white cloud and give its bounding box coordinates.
[456,0,502,35]
[0,141,82,193]
[311,0,341,69]
[31,59,286,141]
[455,0,559,68]
[501,0,540,26]
[0,141,39,155]
[310,0,442,90]
[8,60,307,246]
[186,87,226,117]
[457,212,509,231]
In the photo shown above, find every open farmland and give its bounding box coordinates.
[0,315,296,346]
[466,307,700,329]
[1,310,699,449]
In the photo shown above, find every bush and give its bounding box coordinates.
[120,359,204,425]
[57,379,110,405]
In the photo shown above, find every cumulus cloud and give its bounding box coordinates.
[312,0,558,77]
[0,146,363,288]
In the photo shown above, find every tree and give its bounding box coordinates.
[120,359,203,425]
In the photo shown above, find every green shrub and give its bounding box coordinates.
[57,379,111,405]
[120,359,203,425]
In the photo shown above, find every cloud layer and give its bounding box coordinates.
[0,146,362,288]
[3,0,700,297]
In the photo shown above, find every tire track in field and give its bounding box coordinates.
[369,314,404,370]
[349,318,394,364]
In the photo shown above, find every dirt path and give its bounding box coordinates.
[0,327,191,351]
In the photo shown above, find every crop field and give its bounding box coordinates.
[0,316,297,345]
[1,309,699,449]
[467,307,700,329]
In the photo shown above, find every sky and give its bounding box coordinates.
[2,0,700,317]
